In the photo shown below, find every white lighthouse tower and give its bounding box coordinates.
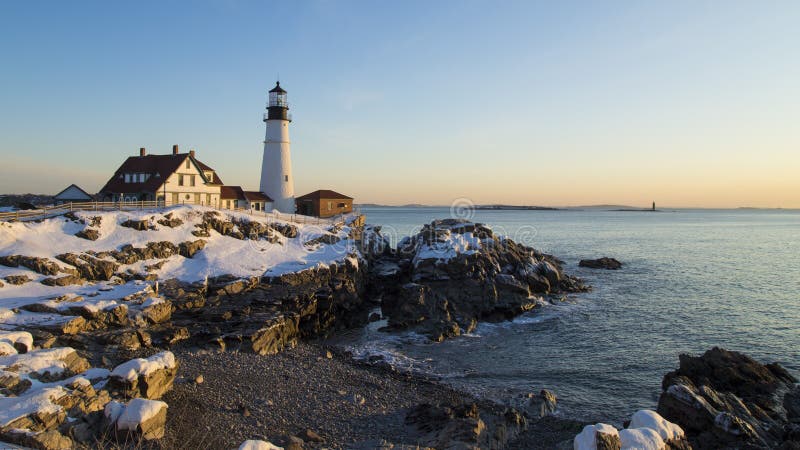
[259,81,295,213]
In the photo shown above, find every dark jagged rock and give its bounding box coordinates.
[405,401,527,449]
[120,219,154,231]
[157,213,183,228]
[579,257,623,270]
[178,239,206,258]
[0,255,64,276]
[657,347,800,449]
[4,274,32,285]
[75,229,100,241]
[370,219,588,340]
[55,253,118,281]
[41,275,84,286]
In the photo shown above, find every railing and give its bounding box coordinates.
[0,200,361,228]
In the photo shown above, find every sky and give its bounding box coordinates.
[1,1,799,208]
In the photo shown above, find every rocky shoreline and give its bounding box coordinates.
[1,209,798,449]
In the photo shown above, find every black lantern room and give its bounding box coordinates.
[265,81,290,122]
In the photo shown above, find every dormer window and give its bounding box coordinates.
[124,174,131,183]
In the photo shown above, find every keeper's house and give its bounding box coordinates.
[98,145,223,205]
[295,190,353,218]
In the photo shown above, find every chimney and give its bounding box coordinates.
[172,144,179,155]
[139,147,146,157]
[189,150,196,159]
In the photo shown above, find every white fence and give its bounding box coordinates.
[0,201,360,227]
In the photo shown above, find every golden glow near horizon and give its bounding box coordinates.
[1,2,799,208]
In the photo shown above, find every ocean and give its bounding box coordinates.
[331,207,800,424]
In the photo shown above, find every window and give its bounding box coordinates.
[185,160,190,169]
[124,174,131,183]
[185,194,191,200]
[328,201,332,210]
[285,175,289,182]
[338,202,346,208]
[179,174,184,186]
[190,175,196,187]
[138,173,145,183]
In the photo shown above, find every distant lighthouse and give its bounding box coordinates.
[259,81,295,213]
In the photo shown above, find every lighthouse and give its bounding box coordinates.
[259,81,295,213]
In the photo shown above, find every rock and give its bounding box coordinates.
[55,253,118,281]
[40,316,88,335]
[302,429,324,443]
[75,229,100,241]
[368,312,381,322]
[108,398,168,440]
[574,424,621,450]
[120,219,153,231]
[0,347,90,382]
[579,257,623,270]
[157,214,183,228]
[0,371,32,395]
[4,274,32,285]
[239,440,284,450]
[657,347,799,449]
[195,374,204,384]
[3,429,74,450]
[528,389,558,418]
[285,435,304,450]
[140,300,172,324]
[0,330,34,353]
[405,401,527,449]
[41,275,83,286]
[376,219,587,341]
[0,255,64,276]
[179,239,207,258]
[107,351,178,399]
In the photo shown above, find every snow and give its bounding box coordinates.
[412,230,482,266]
[619,428,665,449]
[629,410,684,441]
[104,400,125,424]
[0,386,66,427]
[115,398,167,431]
[110,351,176,381]
[0,331,33,352]
[574,423,619,450]
[239,440,284,450]
[574,411,683,450]
[0,347,77,377]
[1,206,361,332]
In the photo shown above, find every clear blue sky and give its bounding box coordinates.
[1,1,799,207]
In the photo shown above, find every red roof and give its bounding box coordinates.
[220,186,272,202]
[244,191,271,202]
[99,153,221,194]
[296,189,353,200]
[220,185,245,200]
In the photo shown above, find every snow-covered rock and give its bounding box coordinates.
[239,440,284,450]
[0,331,33,354]
[108,351,177,399]
[619,427,665,449]
[573,410,687,450]
[629,410,683,441]
[574,423,620,450]
[108,398,168,440]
